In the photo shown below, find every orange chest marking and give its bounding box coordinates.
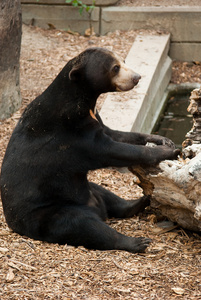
[89,109,98,121]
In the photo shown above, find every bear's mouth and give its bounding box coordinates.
[115,79,140,92]
[116,86,126,92]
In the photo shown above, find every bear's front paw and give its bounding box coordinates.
[161,137,176,149]
[146,135,176,150]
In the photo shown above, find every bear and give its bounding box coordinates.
[0,47,179,253]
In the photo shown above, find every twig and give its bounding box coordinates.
[8,259,37,270]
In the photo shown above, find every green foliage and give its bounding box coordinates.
[66,0,95,15]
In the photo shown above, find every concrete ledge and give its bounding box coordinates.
[101,7,201,42]
[170,42,201,61]
[21,0,118,6]
[101,6,201,61]
[140,56,171,133]
[22,4,100,33]
[100,34,172,134]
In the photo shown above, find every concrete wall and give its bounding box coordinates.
[21,3,201,61]
[21,0,118,6]
[22,4,100,34]
[101,7,201,61]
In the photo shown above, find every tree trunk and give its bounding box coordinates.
[0,0,22,120]
[130,87,201,232]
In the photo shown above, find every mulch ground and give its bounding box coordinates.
[0,24,201,299]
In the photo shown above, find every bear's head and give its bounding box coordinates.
[68,48,141,96]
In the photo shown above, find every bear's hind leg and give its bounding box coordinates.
[89,182,150,218]
[35,205,151,253]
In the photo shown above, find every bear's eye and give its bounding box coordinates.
[113,65,120,74]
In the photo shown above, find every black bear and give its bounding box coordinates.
[0,48,179,253]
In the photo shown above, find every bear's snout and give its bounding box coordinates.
[132,73,141,86]
[112,63,141,92]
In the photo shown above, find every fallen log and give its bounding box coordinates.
[130,87,201,232]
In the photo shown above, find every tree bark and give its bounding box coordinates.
[130,87,201,232]
[0,0,22,120]
[130,152,201,232]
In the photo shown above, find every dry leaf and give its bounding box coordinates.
[172,287,185,295]
[84,27,95,37]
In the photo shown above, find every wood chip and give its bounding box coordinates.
[6,268,15,282]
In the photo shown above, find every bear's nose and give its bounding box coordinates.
[133,73,141,85]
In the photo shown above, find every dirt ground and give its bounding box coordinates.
[1,18,201,300]
[117,0,200,6]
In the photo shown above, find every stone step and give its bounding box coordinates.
[100,34,172,134]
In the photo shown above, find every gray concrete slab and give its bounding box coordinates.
[21,0,118,6]
[100,34,172,134]
[101,7,201,42]
[22,4,100,34]
[170,42,201,61]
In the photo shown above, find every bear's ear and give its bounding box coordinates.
[69,65,82,81]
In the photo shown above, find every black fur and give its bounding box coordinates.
[0,48,179,253]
